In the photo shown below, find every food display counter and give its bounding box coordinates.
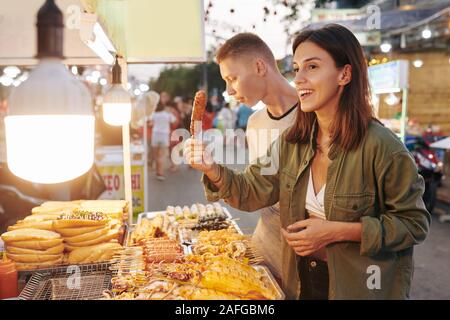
[0,200,284,300]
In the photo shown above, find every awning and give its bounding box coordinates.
[0,0,206,65]
[81,0,206,63]
[431,137,450,150]
[306,1,449,35]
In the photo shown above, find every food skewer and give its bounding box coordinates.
[190,90,206,137]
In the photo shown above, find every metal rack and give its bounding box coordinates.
[254,266,285,300]
[19,262,113,300]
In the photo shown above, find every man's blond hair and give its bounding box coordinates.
[216,33,276,67]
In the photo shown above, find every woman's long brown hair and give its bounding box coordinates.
[286,24,373,151]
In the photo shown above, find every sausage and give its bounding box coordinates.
[145,252,183,263]
[190,90,207,136]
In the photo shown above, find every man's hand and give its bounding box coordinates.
[183,138,215,173]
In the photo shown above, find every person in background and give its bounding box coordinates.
[235,103,255,148]
[175,95,192,160]
[167,101,182,173]
[203,101,216,132]
[236,103,254,132]
[217,103,235,145]
[160,91,172,110]
[209,94,222,113]
[174,96,185,115]
[182,97,193,132]
[149,101,176,181]
[134,91,159,169]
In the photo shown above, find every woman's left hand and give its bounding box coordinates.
[281,219,338,257]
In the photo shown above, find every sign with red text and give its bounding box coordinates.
[98,164,144,214]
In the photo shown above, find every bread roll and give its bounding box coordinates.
[64,230,118,249]
[54,225,104,237]
[53,219,107,229]
[7,220,54,232]
[80,200,127,209]
[1,228,61,242]
[63,226,109,244]
[15,257,64,271]
[108,219,121,228]
[67,242,122,264]
[23,214,61,222]
[6,243,64,255]
[40,200,83,208]
[78,208,124,220]
[7,252,63,263]
[80,200,128,221]
[9,239,63,250]
[31,206,75,215]
[52,210,109,229]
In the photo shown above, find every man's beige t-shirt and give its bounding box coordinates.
[246,103,298,281]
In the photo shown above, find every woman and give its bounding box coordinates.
[150,101,176,181]
[184,24,430,300]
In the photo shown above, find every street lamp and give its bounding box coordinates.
[413,59,424,68]
[103,59,132,126]
[421,27,432,39]
[380,42,392,53]
[102,56,133,225]
[5,0,94,184]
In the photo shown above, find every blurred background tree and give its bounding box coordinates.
[149,50,225,99]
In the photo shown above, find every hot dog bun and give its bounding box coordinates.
[63,227,109,244]
[1,228,61,242]
[7,220,54,232]
[64,230,119,250]
[15,257,64,271]
[6,252,63,263]
[6,243,65,255]
[7,239,64,250]
[67,242,122,264]
[54,225,104,237]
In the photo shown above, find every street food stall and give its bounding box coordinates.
[368,60,410,143]
[0,0,285,300]
[96,144,147,216]
[1,200,284,300]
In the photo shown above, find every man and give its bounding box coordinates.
[215,33,299,282]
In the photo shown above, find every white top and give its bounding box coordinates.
[150,111,176,134]
[247,102,298,280]
[305,168,326,219]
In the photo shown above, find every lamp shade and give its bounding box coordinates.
[5,0,95,184]
[5,59,95,184]
[102,84,132,126]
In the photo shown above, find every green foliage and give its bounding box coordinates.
[150,62,226,99]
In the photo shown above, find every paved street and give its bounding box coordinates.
[411,202,450,299]
[146,145,260,233]
[146,146,450,299]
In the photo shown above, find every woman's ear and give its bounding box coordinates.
[338,64,352,85]
[255,58,268,77]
